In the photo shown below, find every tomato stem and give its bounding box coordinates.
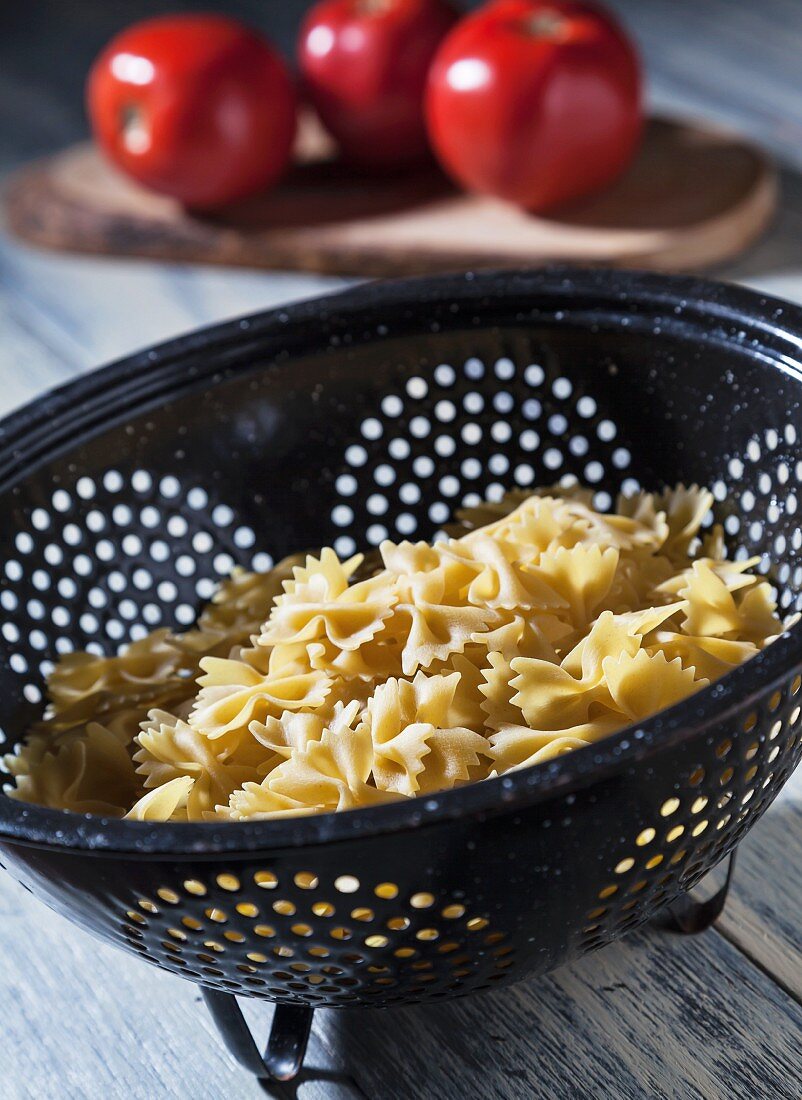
[355,0,395,14]
[120,103,150,155]
[522,11,567,38]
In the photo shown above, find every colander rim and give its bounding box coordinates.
[1,265,801,855]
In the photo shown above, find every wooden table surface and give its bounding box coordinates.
[1,3,801,1097]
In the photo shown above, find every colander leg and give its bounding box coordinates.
[203,988,313,1082]
[667,850,737,934]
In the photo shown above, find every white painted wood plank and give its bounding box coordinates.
[0,233,349,374]
[607,0,802,171]
[0,296,78,416]
[715,774,802,1000]
[0,869,362,1100]
[324,918,802,1100]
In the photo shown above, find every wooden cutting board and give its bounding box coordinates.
[4,116,777,276]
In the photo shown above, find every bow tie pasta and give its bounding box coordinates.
[3,484,784,821]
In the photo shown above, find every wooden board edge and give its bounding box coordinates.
[3,145,779,277]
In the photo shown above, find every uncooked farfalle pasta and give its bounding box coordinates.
[4,484,784,821]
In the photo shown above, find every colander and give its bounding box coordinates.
[1,268,801,1085]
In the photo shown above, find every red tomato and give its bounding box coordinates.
[425,0,642,210]
[298,0,458,169]
[87,15,297,209]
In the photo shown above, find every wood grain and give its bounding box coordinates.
[715,791,802,1001]
[295,778,802,1100]
[322,912,802,1100]
[0,875,363,1100]
[0,777,798,1100]
[4,117,777,277]
[0,235,351,377]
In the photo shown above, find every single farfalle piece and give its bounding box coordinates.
[510,610,640,730]
[559,496,668,553]
[226,787,311,819]
[46,629,196,718]
[536,543,620,633]
[381,539,498,674]
[5,721,139,816]
[488,725,597,773]
[224,784,311,820]
[658,554,761,600]
[655,558,761,611]
[259,548,397,651]
[510,658,604,732]
[676,560,746,637]
[231,724,397,819]
[444,534,568,612]
[615,490,671,547]
[560,606,677,680]
[306,635,405,682]
[395,599,497,677]
[364,673,452,794]
[651,483,714,559]
[190,656,332,740]
[364,672,489,795]
[605,551,675,613]
[602,648,706,722]
[380,539,445,582]
[648,632,758,682]
[126,776,195,822]
[734,582,784,645]
[448,487,532,536]
[413,724,490,793]
[250,698,360,760]
[474,612,573,665]
[441,651,488,731]
[133,709,261,821]
[460,493,570,558]
[246,639,315,679]
[250,710,326,759]
[382,539,475,605]
[46,630,176,705]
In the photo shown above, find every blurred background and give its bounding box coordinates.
[2,2,801,294]
[4,1,801,171]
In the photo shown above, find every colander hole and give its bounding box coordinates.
[334,875,360,894]
[410,892,435,909]
[216,874,240,892]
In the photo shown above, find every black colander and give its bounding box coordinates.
[1,268,801,1085]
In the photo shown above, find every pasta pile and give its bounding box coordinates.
[3,484,783,821]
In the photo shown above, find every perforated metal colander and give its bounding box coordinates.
[1,269,801,1084]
